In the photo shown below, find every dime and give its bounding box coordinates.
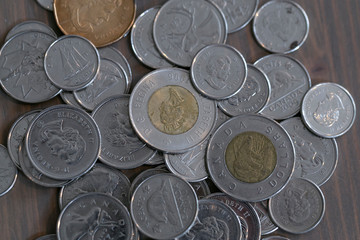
[207,193,261,240]
[54,0,136,47]
[7,110,41,169]
[206,114,295,202]
[145,151,165,165]
[59,163,131,209]
[0,144,18,196]
[191,44,247,100]
[131,7,173,69]
[153,0,227,67]
[35,234,57,240]
[92,95,156,169]
[0,31,61,103]
[60,91,85,110]
[177,198,242,240]
[210,0,259,32]
[281,117,338,185]
[301,82,356,138]
[44,35,100,91]
[218,64,271,116]
[255,54,311,120]
[268,178,325,234]
[5,20,57,41]
[253,0,309,53]
[253,202,278,235]
[189,180,211,199]
[57,193,133,240]
[74,58,128,111]
[129,68,217,153]
[36,0,54,11]
[25,105,101,180]
[130,173,198,239]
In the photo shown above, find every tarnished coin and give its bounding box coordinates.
[5,20,57,41]
[145,151,165,165]
[60,91,85,110]
[129,68,217,153]
[301,82,356,138]
[74,58,128,111]
[190,180,211,199]
[0,144,18,196]
[25,105,101,180]
[253,0,309,53]
[35,234,57,240]
[206,114,295,202]
[177,198,241,240]
[36,0,54,11]
[44,35,100,91]
[131,7,173,69]
[281,117,338,185]
[269,178,325,234]
[218,64,271,116]
[54,0,136,47]
[59,163,131,209]
[191,44,247,100]
[0,31,61,103]
[153,0,227,67]
[130,173,198,239]
[255,54,311,120]
[7,110,41,169]
[207,193,261,240]
[92,95,156,169]
[57,192,133,240]
[253,202,278,235]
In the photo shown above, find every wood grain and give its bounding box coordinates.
[0,0,359,239]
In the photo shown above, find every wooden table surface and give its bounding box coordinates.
[0,0,359,239]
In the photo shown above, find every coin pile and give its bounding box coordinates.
[0,0,356,239]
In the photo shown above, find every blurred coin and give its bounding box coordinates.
[145,151,165,165]
[54,0,136,47]
[219,64,270,116]
[262,236,290,240]
[129,68,217,153]
[255,54,311,120]
[0,31,61,103]
[131,6,173,69]
[253,202,278,235]
[5,20,57,41]
[35,234,57,240]
[301,82,356,138]
[36,0,54,11]
[269,178,325,234]
[190,180,211,199]
[153,0,227,67]
[0,144,18,196]
[60,91,85,110]
[44,35,100,91]
[253,0,309,53]
[281,117,338,186]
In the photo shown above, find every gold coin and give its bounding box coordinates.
[225,131,277,183]
[54,0,136,47]
[148,85,199,135]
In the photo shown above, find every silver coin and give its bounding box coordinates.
[25,105,101,180]
[145,151,165,165]
[98,46,132,92]
[35,234,57,240]
[301,82,356,138]
[262,236,290,240]
[206,114,295,202]
[213,106,231,131]
[131,6,173,69]
[0,144,18,196]
[254,54,311,120]
[210,0,259,32]
[268,178,325,234]
[0,31,61,103]
[164,139,209,182]
[191,44,247,100]
[281,117,338,186]
[74,58,128,111]
[57,192,133,240]
[19,140,69,187]
[5,20,57,41]
[207,193,261,240]
[218,64,271,116]
[153,0,228,67]
[130,173,198,239]
[92,95,156,169]
[59,163,131,209]
[44,35,100,91]
[190,180,211,199]
[129,68,217,153]
[253,0,309,53]
[60,91,86,110]
[253,202,278,235]
[7,110,41,169]
[36,0,54,11]
[177,198,241,240]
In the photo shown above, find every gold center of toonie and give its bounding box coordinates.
[148,85,199,135]
[225,131,277,183]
